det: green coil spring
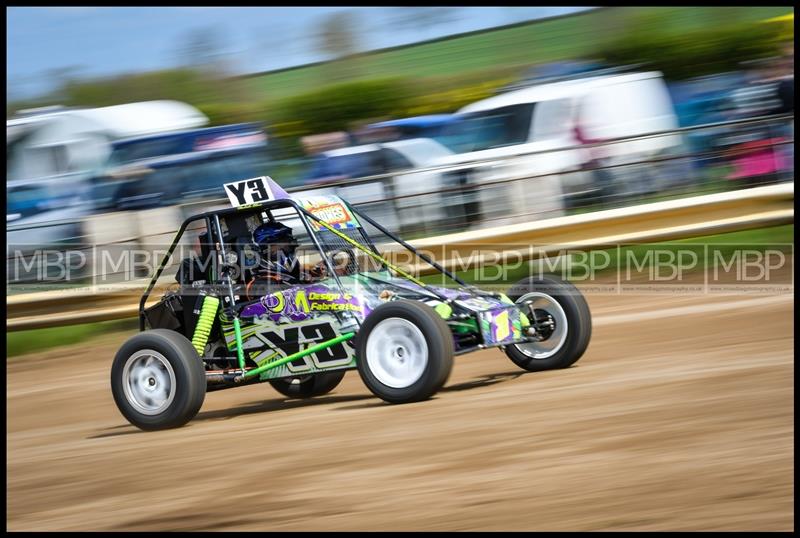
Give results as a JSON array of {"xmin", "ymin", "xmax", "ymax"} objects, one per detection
[{"xmin": 191, "ymin": 295, "xmax": 220, "ymax": 356}]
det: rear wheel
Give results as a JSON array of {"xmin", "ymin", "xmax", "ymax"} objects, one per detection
[
  {"xmin": 504, "ymin": 275, "xmax": 592, "ymax": 372},
  {"xmin": 357, "ymin": 301, "xmax": 453, "ymax": 404},
  {"xmin": 268, "ymin": 370, "xmax": 346, "ymax": 399},
  {"xmin": 111, "ymin": 329, "xmax": 206, "ymax": 431}
]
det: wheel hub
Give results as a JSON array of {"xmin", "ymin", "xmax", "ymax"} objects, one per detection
[
  {"xmin": 530, "ymin": 309, "xmax": 556, "ymax": 341},
  {"xmin": 513, "ymin": 292, "xmax": 569, "ymax": 359},
  {"xmin": 122, "ymin": 350, "xmax": 177, "ymax": 415},
  {"xmin": 366, "ymin": 318, "xmax": 428, "ymax": 388}
]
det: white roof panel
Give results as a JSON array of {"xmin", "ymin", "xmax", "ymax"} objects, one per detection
[
  {"xmin": 72, "ymin": 100, "xmax": 208, "ymax": 138},
  {"xmin": 7, "ymin": 100, "xmax": 208, "ymax": 140},
  {"xmin": 458, "ymin": 72, "xmax": 664, "ymax": 114}
]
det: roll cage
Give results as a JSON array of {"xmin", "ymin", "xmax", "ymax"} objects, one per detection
[{"xmin": 139, "ymin": 197, "xmax": 470, "ymax": 333}]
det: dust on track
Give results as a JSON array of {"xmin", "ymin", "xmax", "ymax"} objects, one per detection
[{"xmin": 7, "ymin": 289, "xmax": 794, "ymax": 531}]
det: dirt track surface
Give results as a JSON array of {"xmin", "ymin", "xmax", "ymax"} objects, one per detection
[{"xmin": 7, "ymin": 290, "xmax": 794, "ymax": 531}]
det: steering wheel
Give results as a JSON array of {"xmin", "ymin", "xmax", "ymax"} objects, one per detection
[
  {"xmin": 311, "ymin": 248, "xmax": 356, "ymax": 279},
  {"xmin": 329, "ymin": 248, "xmax": 356, "ymax": 275}
]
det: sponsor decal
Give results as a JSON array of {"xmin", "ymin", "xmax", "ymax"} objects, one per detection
[
  {"xmin": 300, "ymin": 196, "xmax": 360, "ymax": 230},
  {"xmin": 479, "ymin": 307, "xmax": 520, "ymax": 345},
  {"xmin": 494, "ymin": 310, "xmax": 510, "ymax": 342},
  {"xmin": 240, "ymin": 284, "xmax": 366, "ymax": 322}
]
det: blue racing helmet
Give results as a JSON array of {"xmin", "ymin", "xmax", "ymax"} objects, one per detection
[
  {"xmin": 253, "ymin": 221, "xmax": 293, "ymax": 244},
  {"xmin": 252, "ymin": 221, "xmax": 298, "ymax": 265}
]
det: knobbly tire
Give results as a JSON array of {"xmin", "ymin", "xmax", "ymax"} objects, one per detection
[
  {"xmin": 357, "ymin": 300, "xmax": 454, "ymax": 404},
  {"xmin": 505, "ymin": 274, "xmax": 592, "ymax": 372},
  {"xmin": 269, "ymin": 370, "xmax": 346, "ymax": 399},
  {"xmin": 111, "ymin": 329, "xmax": 206, "ymax": 431}
]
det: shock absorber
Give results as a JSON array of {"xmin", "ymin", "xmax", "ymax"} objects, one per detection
[{"xmin": 192, "ymin": 294, "xmax": 220, "ymax": 356}]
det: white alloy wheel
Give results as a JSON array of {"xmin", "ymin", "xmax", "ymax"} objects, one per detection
[
  {"xmin": 122, "ymin": 349, "xmax": 177, "ymax": 415},
  {"xmin": 365, "ymin": 318, "xmax": 429, "ymax": 388}
]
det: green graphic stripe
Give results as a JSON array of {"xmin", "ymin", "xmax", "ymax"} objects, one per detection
[{"xmin": 243, "ymin": 332, "xmax": 355, "ymax": 379}]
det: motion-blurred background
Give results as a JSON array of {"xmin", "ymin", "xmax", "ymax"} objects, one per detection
[
  {"xmin": 6, "ymin": 6, "xmax": 794, "ymax": 285},
  {"xmin": 6, "ymin": 9, "xmax": 795, "ymax": 531}
]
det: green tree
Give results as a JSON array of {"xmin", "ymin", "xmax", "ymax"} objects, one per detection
[{"xmin": 597, "ymin": 16, "xmax": 784, "ymax": 80}]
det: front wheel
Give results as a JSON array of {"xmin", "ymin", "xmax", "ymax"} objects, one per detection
[
  {"xmin": 111, "ymin": 329, "xmax": 206, "ymax": 431},
  {"xmin": 357, "ymin": 301, "xmax": 453, "ymax": 404},
  {"xmin": 504, "ymin": 275, "xmax": 592, "ymax": 372},
  {"xmin": 268, "ymin": 370, "xmax": 346, "ymax": 399}
]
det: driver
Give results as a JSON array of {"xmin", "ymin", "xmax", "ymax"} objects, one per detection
[
  {"xmin": 245, "ymin": 221, "xmax": 328, "ymax": 296},
  {"xmin": 252, "ymin": 220, "xmax": 304, "ymax": 282}
]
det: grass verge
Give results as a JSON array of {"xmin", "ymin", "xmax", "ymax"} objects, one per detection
[{"xmin": 7, "ymin": 318, "xmax": 138, "ymax": 358}]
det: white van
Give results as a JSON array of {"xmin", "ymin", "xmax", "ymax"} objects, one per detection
[{"xmin": 398, "ymin": 71, "xmax": 683, "ymax": 231}]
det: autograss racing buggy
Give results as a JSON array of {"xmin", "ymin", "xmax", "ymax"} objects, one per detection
[{"xmin": 111, "ymin": 176, "xmax": 592, "ymax": 430}]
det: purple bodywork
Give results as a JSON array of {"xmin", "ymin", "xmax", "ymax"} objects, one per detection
[{"xmin": 238, "ymin": 272, "xmax": 523, "ymax": 347}]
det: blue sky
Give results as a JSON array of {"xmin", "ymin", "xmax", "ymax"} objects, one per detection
[{"xmin": 7, "ymin": 7, "xmax": 593, "ymax": 100}]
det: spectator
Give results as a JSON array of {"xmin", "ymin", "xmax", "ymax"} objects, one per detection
[
  {"xmin": 771, "ymin": 42, "xmax": 794, "ymax": 175},
  {"xmin": 723, "ymin": 57, "xmax": 791, "ymax": 189}
]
